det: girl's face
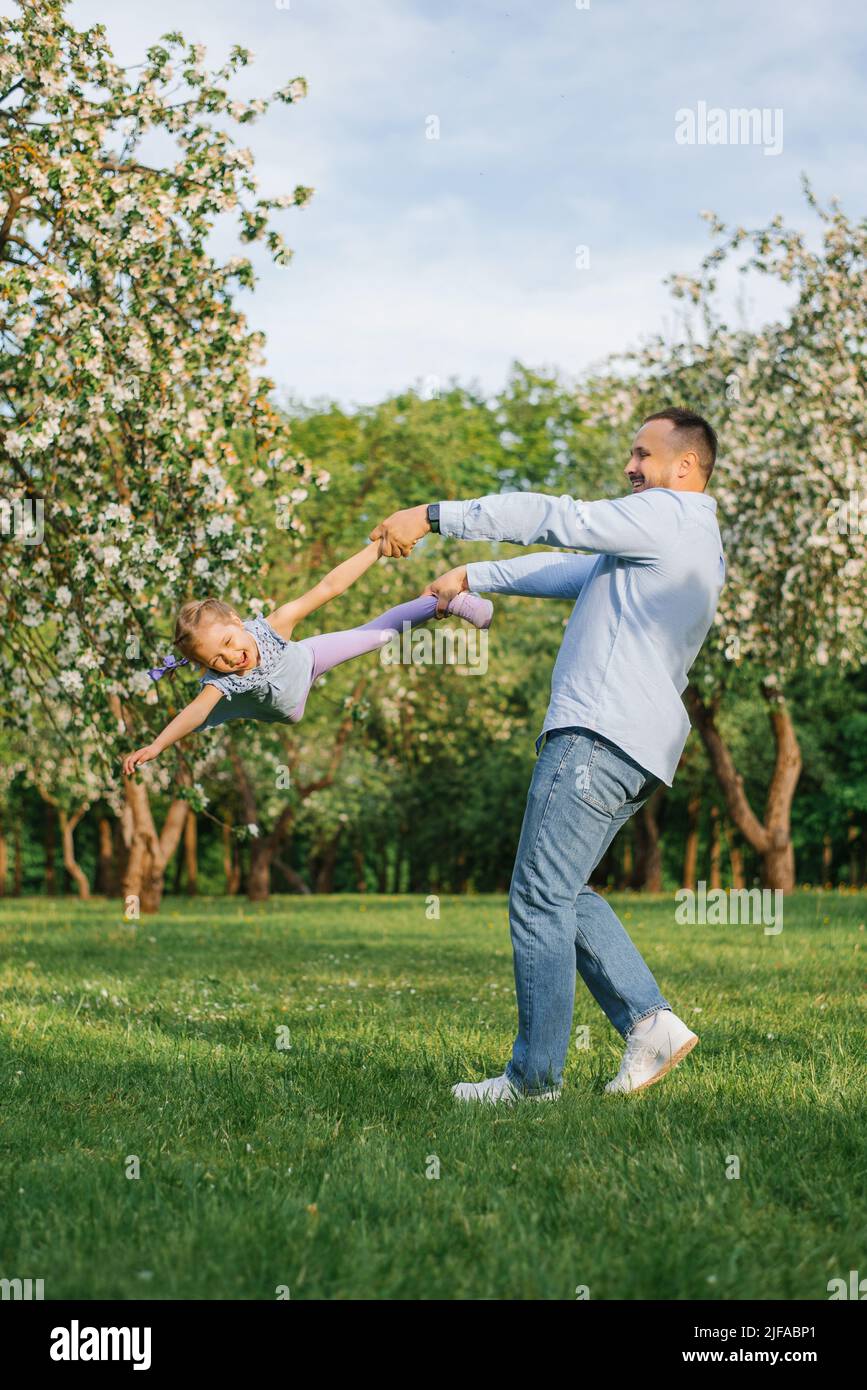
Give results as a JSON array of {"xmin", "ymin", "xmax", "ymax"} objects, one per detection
[{"xmin": 195, "ymin": 618, "xmax": 260, "ymax": 674}]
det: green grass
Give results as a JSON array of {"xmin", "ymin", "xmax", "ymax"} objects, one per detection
[{"xmin": 1, "ymin": 891, "xmax": 865, "ymax": 1300}]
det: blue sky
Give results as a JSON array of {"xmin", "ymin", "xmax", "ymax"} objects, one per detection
[{"xmin": 60, "ymin": 0, "xmax": 867, "ymax": 405}]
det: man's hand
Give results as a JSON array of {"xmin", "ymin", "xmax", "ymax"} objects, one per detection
[
  {"xmin": 369, "ymin": 503, "xmax": 430, "ymax": 558},
  {"xmin": 423, "ymin": 565, "xmax": 469, "ymax": 615}
]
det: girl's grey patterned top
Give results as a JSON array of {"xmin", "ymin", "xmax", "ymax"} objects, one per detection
[{"xmin": 195, "ymin": 615, "xmax": 314, "ymax": 730}]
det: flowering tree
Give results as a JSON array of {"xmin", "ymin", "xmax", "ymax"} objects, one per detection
[
  {"xmin": 580, "ymin": 185, "xmax": 867, "ymax": 889},
  {"xmin": 0, "ymin": 0, "xmax": 320, "ymax": 908}
]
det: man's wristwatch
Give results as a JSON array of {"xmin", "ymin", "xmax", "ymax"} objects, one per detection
[{"xmin": 426, "ymin": 503, "xmax": 441, "ymax": 534}]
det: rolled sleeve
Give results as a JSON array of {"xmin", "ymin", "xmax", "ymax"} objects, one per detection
[
  {"xmin": 467, "ymin": 551, "xmax": 597, "ymax": 599},
  {"xmin": 439, "ymin": 490, "xmax": 673, "ymax": 560},
  {"xmin": 438, "ymin": 499, "xmax": 473, "ymax": 539}
]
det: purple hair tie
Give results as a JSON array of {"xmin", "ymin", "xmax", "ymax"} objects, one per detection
[{"xmin": 148, "ymin": 653, "xmax": 189, "ymax": 681}]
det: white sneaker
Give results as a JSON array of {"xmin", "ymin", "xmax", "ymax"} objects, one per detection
[
  {"xmin": 604, "ymin": 1011, "xmax": 699, "ymax": 1095},
  {"xmin": 451, "ymin": 1072, "xmax": 561, "ymax": 1104}
]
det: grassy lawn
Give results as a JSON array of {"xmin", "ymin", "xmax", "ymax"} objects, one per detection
[{"xmin": 1, "ymin": 891, "xmax": 865, "ymax": 1301}]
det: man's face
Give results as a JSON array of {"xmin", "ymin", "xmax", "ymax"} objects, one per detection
[
  {"xmin": 625, "ymin": 419, "xmax": 683, "ymax": 494},
  {"xmin": 195, "ymin": 619, "xmax": 259, "ymax": 674}
]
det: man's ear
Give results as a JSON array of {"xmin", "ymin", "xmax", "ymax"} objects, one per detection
[{"xmin": 680, "ymin": 449, "xmax": 700, "ymax": 477}]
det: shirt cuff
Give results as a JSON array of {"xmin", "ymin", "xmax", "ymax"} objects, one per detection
[
  {"xmin": 465, "ymin": 560, "xmax": 496, "ymax": 592},
  {"xmin": 437, "ymin": 500, "xmax": 468, "ymax": 538}
]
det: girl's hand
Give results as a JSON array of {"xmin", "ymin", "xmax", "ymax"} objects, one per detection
[
  {"xmin": 370, "ymin": 503, "xmax": 430, "ymax": 558},
  {"xmin": 123, "ymin": 744, "xmax": 161, "ymax": 776}
]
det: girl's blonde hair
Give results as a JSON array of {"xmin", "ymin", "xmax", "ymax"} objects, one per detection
[{"xmin": 173, "ymin": 598, "xmax": 243, "ymax": 672}]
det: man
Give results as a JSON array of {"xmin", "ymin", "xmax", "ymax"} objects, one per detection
[{"xmin": 371, "ymin": 407, "xmax": 726, "ymax": 1102}]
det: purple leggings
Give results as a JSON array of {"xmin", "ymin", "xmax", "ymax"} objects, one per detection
[{"xmin": 287, "ymin": 594, "xmax": 438, "ymax": 721}]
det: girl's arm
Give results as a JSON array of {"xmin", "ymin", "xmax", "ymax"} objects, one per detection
[
  {"xmin": 122, "ymin": 684, "xmax": 224, "ymax": 776},
  {"xmin": 266, "ymin": 540, "xmax": 384, "ymax": 640}
]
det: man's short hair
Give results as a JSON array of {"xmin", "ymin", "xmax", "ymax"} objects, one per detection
[{"xmin": 642, "ymin": 407, "xmax": 718, "ymax": 479}]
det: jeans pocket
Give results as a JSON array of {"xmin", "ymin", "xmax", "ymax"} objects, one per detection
[
  {"xmin": 634, "ymin": 773, "xmax": 663, "ymax": 809},
  {"xmin": 577, "ymin": 738, "xmax": 649, "ymax": 815}
]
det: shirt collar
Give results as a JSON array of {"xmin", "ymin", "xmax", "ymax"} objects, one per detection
[{"xmin": 635, "ymin": 487, "xmax": 717, "ymax": 510}]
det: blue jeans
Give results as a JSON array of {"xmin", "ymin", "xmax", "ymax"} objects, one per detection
[{"xmin": 504, "ymin": 726, "xmax": 671, "ymax": 1095}]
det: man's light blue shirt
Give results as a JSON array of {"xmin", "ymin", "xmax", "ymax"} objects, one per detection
[{"xmin": 439, "ymin": 488, "xmax": 726, "ymax": 786}]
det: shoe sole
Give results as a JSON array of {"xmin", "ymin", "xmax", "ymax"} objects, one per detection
[
  {"xmin": 451, "ymin": 1086, "xmax": 561, "ymax": 1104},
  {"xmin": 609, "ymin": 1034, "xmax": 699, "ymax": 1095}
]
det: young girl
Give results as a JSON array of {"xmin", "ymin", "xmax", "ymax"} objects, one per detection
[{"xmin": 121, "ymin": 541, "xmax": 492, "ymax": 775}]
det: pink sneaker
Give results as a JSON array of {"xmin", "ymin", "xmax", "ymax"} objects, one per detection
[{"xmin": 445, "ymin": 591, "xmax": 493, "ymax": 629}]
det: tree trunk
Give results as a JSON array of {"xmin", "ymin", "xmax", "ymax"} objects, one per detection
[
  {"xmin": 764, "ymin": 839, "xmax": 796, "ymax": 893},
  {"xmin": 822, "ymin": 833, "xmax": 833, "ymax": 886},
  {"xmin": 686, "ymin": 683, "xmax": 802, "ymax": 892},
  {"xmin": 247, "ymin": 840, "xmax": 273, "ymax": 902},
  {"xmin": 376, "ymin": 838, "xmax": 389, "ymax": 894},
  {"xmin": 353, "ymin": 843, "xmax": 368, "ymax": 894},
  {"xmin": 96, "ymin": 816, "xmax": 117, "ymax": 896},
  {"xmin": 13, "ymin": 818, "xmax": 22, "ymax": 895},
  {"xmin": 184, "ymin": 810, "xmax": 198, "ymax": 896},
  {"xmin": 229, "ymin": 749, "xmax": 275, "ymax": 902},
  {"xmin": 637, "ymin": 787, "xmax": 665, "ymax": 891},
  {"xmin": 116, "ymin": 806, "xmax": 132, "ymax": 892},
  {"xmin": 392, "ymin": 829, "xmax": 408, "ymax": 894},
  {"xmin": 453, "ymin": 846, "xmax": 468, "ymax": 895},
  {"xmin": 44, "ymin": 802, "xmax": 57, "ymax": 894},
  {"xmin": 847, "ymin": 822, "xmax": 859, "ymax": 887},
  {"xmin": 683, "ymin": 794, "xmax": 701, "ymax": 889},
  {"xmin": 111, "ymin": 694, "xmax": 189, "ymax": 912},
  {"xmin": 762, "ymin": 695, "xmax": 802, "ymax": 890},
  {"xmin": 621, "ymin": 831, "xmax": 633, "ymax": 887},
  {"xmin": 36, "ymin": 785, "xmax": 91, "ymax": 900},
  {"xmin": 709, "ymin": 805, "xmax": 722, "ymax": 889},
  {"xmin": 726, "ymin": 822, "xmax": 745, "ymax": 889},
  {"xmin": 58, "ymin": 807, "xmax": 90, "ymax": 900},
  {"xmin": 172, "ymin": 843, "xmax": 184, "ymax": 894},
  {"xmin": 222, "ymin": 822, "xmax": 241, "ymax": 895},
  {"xmin": 377, "ymin": 856, "xmax": 388, "ymax": 894},
  {"xmin": 314, "ymin": 830, "xmax": 341, "ymax": 893},
  {"xmin": 121, "ymin": 775, "xmax": 188, "ymax": 913},
  {"xmin": 631, "ymin": 818, "xmax": 647, "ymax": 890}
]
